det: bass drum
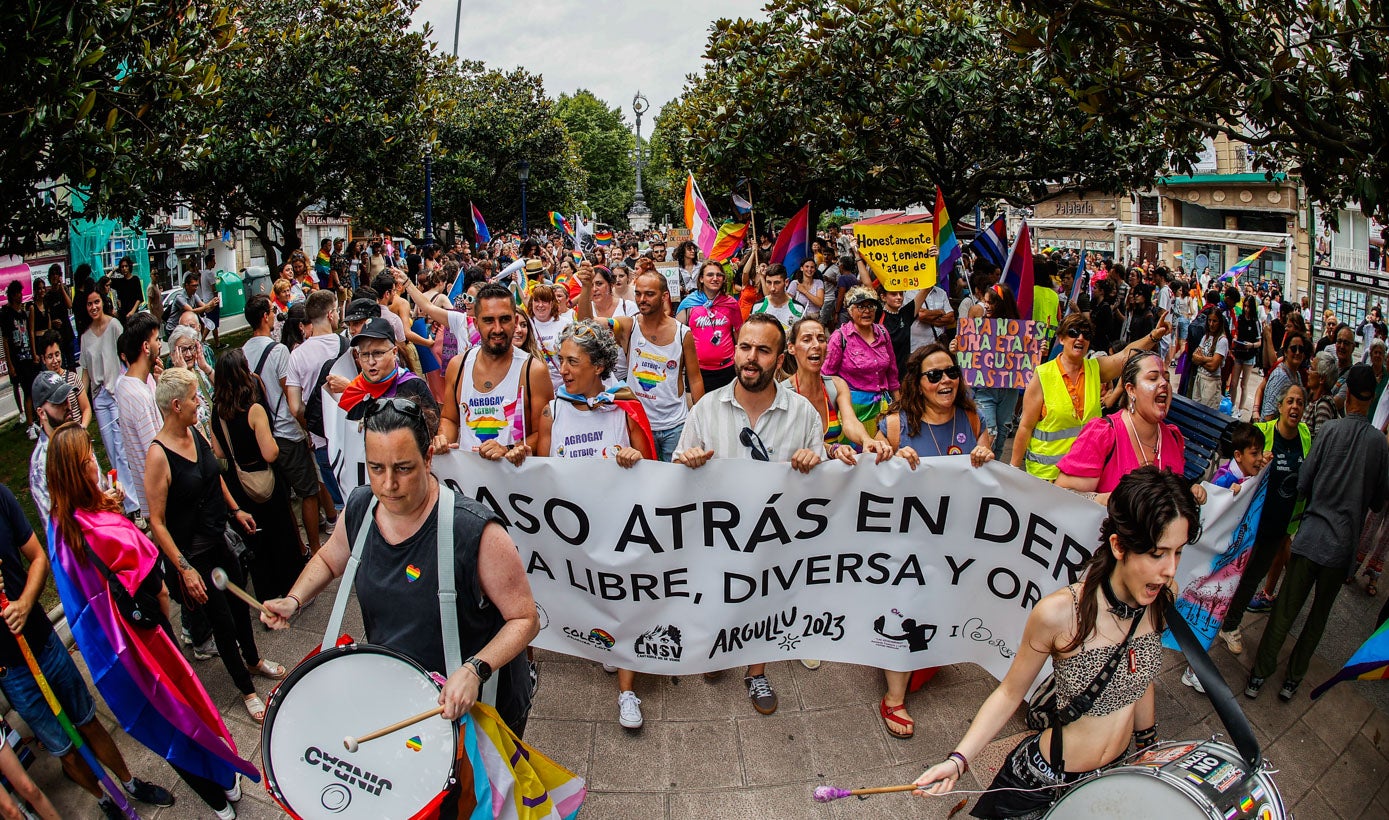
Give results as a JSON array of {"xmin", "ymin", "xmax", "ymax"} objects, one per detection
[
  {"xmin": 1047, "ymin": 739, "xmax": 1285, "ymax": 819},
  {"xmin": 262, "ymin": 643, "xmax": 459, "ymax": 820}
]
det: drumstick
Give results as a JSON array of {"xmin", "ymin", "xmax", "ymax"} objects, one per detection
[
  {"xmin": 813, "ymin": 784, "xmax": 918, "ymax": 802},
  {"xmin": 209, "ymin": 568, "xmax": 271, "ymax": 617},
  {"xmin": 344, "ymin": 706, "xmax": 445, "ymax": 752}
]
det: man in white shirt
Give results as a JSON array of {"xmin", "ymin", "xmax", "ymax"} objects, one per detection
[
  {"xmin": 674, "ymin": 314, "xmax": 824, "ymax": 716},
  {"xmin": 286, "ymin": 290, "xmax": 347, "ymax": 512},
  {"xmin": 195, "ymin": 250, "xmax": 222, "ymax": 345},
  {"xmin": 909, "ymin": 282, "xmax": 955, "ymax": 351},
  {"xmin": 751, "ymin": 264, "xmax": 804, "ymax": 331},
  {"xmin": 112, "ymin": 313, "xmax": 164, "ymax": 524},
  {"xmin": 244, "ymin": 295, "xmax": 332, "ymax": 551}
]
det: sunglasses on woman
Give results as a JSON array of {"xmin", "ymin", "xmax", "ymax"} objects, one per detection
[
  {"xmin": 1065, "ymin": 327, "xmax": 1093, "ymax": 340},
  {"xmin": 921, "ymin": 365, "xmax": 961, "ymax": 383}
]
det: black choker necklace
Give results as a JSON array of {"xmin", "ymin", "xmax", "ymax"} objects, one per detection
[{"xmin": 1101, "ymin": 576, "xmax": 1146, "ymax": 620}]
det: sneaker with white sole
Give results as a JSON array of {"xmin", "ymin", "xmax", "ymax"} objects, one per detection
[
  {"xmin": 1181, "ymin": 666, "xmax": 1206, "ymax": 694},
  {"xmin": 193, "ymin": 637, "xmax": 220, "ymax": 660},
  {"xmin": 617, "ymin": 690, "xmax": 643, "ymax": 729},
  {"xmin": 1219, "ymin": 627, "xmax": 1243, "ymax": 655},
  {"xmin": 225, "ymin": 774, "xmax": 241, "ymax": 802},
  {"xmin": 602, "ymin": 663, "xmax": 617, "ymax": 673},
  {"xmin": 214, "ymin": 800, "xmax": 236, "ymax": 820}
]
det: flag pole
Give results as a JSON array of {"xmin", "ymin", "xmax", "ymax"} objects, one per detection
[
  {"xmin": 745, "ymin": 180, "xmax": 759, "ymax": 269},
  {"xmin": 0, "ymin": 561, "xmax": 138, "ymax": 819}
]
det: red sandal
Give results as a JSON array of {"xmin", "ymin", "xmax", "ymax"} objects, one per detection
[{"xmin": 880, "ymin": 697, "xmax": 914, "ymax": 739}]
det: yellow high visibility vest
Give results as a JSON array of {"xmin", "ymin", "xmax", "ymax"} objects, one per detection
[{"xmin": 1025, "ymin": 356, "xmax": 1102, "ymax": 481}]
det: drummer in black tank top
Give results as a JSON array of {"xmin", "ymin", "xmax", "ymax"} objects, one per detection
[{"xmin": 260, "ymin": 397, "xmax": 540, "ymax": 734}]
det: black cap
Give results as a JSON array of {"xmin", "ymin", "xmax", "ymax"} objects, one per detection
[
  {"xmin": 344, "ymin": 298, "xmax": 378, "ymax": 322},
  {"xmin": 350, "ymin": 317, "xmax": 394, "ymax": 346},
  {"xmin": 1347, "ymin": 363, "xmax": 1378, "ymax": 401}
]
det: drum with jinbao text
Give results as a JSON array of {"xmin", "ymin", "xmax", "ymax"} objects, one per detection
[
  {"xmin": 1046, "ymin": 739, "xmax": 1285, "ymax": 819},
  {"xmin": 262, "ymin": 643, "xmax": 459, "ymax": 820}
]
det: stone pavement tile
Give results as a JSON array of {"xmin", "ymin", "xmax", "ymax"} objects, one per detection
[
  {"xmin": 1304, "ymin": 680, "xmax": 1374, "ymax": 754},
  {"xmin": 521, "ymin": 718, "xmax": 594, "ymax": 779},
  {"xmin": 1263, "ymin": 718, "xmax": 1336, "ymax": 806},
  {"xmin": 1364, "ymin": 708, "xmax": 1389, "ymax": 756},
  {"xmin": 1294, "ymin": 788, "xmax": 1345, "ymax": 820},
  {"xmin": 533, "ymin": 646, "xmax": 585, "ymax": 664},
  {"xmin": 589, "ymin": 719, "xmax": 741, "ymax": 791},
  {"xmin": 580, "ymin": 790, "xmax": 667, "ymax": 820},
  {"xmin": 658, "ymin": 662, "xmax": 801, "ymax": 721},
  {"xmin": 786, "ymin": 660, "xmax": 882, "ymax": 711},
  {"xmin": 876, "ymin": 705, "xmax": 956, "ymax": 768},
  {"xmin": 928, "ymin": 679, "xmax": 1027, "ymax": 741},
  {"xmin": 531, "ymin": 656, "xmax": 627, "ymax": 722},
  {"xmin": 737, "ymin": 705, "xmax": 894, "ymax": 787},
  {"xmin": 669, "ymin": 782, "xmax": 835, "ymax": 820},
  {"xmin": 1237, "ymin": 681, "xmax": 1305, "ymax": 744},
  {"xmin": 1316, "ymin": 734, "xmax": 1387, "ymax": 818},
  {"xmin": 969, "ymin": 730, "xmax": 1030, "ymax": 790}
]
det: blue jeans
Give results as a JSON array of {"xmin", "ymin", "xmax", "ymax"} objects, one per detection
[
  {"xmin": 974, "ymin": 387, "xmax": 1020, "ymax": 461},
  {"xmin": 652, "ymin": 425, "xmax": 684, "ymax": 463},
  {"xmin": 313, "ymin": 445, "xmax": 344, "ymax": 510},
  {"xmin": 0, "ymin": 632, "xmax": 97, "ymax": 756}
]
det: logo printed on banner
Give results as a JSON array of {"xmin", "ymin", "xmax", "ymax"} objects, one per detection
[
  {"xmin": 708, "ymin": 607, "xmax": 846, "ymax": 658},
  {"xmin": 872, "ymin": 609, "xmax": 937, "ymax": 652},
  {"xmin": 633, "ymin": 625, "xmax": 683, "ymax": 661},
  {"xmin": 535, "ymin": 602, "xmax": 549, "ymax": 631},
  {"xmin": 564, "ymin": 627, "xmax": 616, "ymax": 650}
]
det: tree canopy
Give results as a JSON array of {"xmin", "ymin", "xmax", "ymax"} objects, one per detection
[
  {"xmin": 668, "ymin": 0, "xmax": 1192, "ymax": 220},
  {"xmin": 555, "ymin": 91, "xmax": 636, "ymax": 226},
  {"xmin": 1006, "ymin": 0, "xmax": 1389, "ymax": 220},
  {"xmin": 178, "ymin": 0, "xmax": 439, "ymax": 268},
  {"xmin": 1, "ymin": 0, "xmax": 235, "ymax": 252},
  {"xmin": 428, "ymin": 62, "xmax": 584, "ymax": 237}
]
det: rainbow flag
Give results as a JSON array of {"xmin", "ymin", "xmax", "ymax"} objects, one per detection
[
  {"xmin": 1313, "ymin": 618, "xmax": 1389, "ymax": 699},
  {"xmin": 594, "ymin": 229, "xmax": 614, "ymax": 246},
  {"xmin": 708, "ymin": 222, "xmax": 748, "ymax": 263},
  {"xmin": 1216, "ymin": 247, "xmax": 1267, "ymax": 283},
  {"xmin": 1173, "ymin": 251, "xmax": 1184, "ymax": 259},
  {"xmin": 549, "ymin": 212, "xmax": 573, "ymax": 237},
  {"xmin": 1002, "ymin": 221, "xmax": 1035, "ymax": 319},
  {"xmin": 933, "ymin": 187, "xmax": 961, "ymax": 282},
  {"xmin": 770, "ymin": 203, "xmax": 811, "ymax": 275},
  {"xmin": 684, "ymin": 173, "xmax": 719, "ymax": 257},
  {"xmin": 471, "ymin": 201, "xmax": 492, "ymax": 244}
]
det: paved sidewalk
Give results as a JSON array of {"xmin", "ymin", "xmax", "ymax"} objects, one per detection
[{"xmin": 14, "ymin": 570, "xmax": 1387, "ymax": 820}]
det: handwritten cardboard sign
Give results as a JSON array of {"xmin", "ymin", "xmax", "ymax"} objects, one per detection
[
  {"xmin": 955, "ymin": 318, "xmax": 1048, "ymax": 390},
  {"xmin": 851, "ymin": 223, "xmax": 937, "ymax": 291}
]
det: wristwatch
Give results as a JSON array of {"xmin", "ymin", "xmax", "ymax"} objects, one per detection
[{"xmin": 463, "ymin": 656, "xmax": 492, "ymax": 683}]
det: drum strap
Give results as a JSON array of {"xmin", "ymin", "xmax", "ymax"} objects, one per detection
[
  {"xmin": 1164, "ymin": 600, "xmax": 1261, "ymax": 769},
  {"xmin": 435, "ymin": 484, "xmax": 499, "ymax": 707},
  {"xmin": 322, "ymin": 495, "xmax": 378, "ymax": 649}
]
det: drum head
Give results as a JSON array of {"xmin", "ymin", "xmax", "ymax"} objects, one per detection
[
  {"xmin": 263, "ymin": 644, "xmax": 458, "ymax": 820},
  {"xmin": 1048, "ymin": 770, "xmax": 1216, "ymax": 819}
]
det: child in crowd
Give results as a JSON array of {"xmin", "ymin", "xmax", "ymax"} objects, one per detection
[{"xmin": 1211, "ymin": 422, "xmax": 1266, "ymax": 494}]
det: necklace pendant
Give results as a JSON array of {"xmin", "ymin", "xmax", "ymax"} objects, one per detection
[{"xmin": 1128, "ymin": 648, "xmax": 1137, "ymax": 675}]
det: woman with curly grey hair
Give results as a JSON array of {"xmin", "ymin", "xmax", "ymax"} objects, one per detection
[
  {"xmin": 1306, "ymin": 350, "xmax": 1341, "ymax": 436},
  {"xmin": 532, "ymin": 318, "xmax": 655, "ymax": 730}
]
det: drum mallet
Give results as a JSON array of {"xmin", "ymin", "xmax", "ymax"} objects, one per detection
[
  {"xmin": 344, "ymin": 706, "xmax": 446, "ymax": 752},
  {"xmin": 209, "ymin": 568, "xmax": 272, "ymax": 617}
]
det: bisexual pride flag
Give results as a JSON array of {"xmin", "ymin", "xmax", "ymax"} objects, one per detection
[
  {"xmin": 471, "ymin": 201, "xmax": 492, "ymax": 244},
  {"xmin": 1313, "ymin": 619, "xmax": 1389, "ymax": 699},
  {"xmin": 770, "ymin": 203, "xmax": 811, "ymax": 275}
]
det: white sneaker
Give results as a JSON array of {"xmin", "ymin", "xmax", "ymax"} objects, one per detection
[
  {"xmin": 25, "ymin": 424, "xmax": 38, "ymax": 441},
  {"xmin": 601, "ymin": 663, "xmax": 617, "ymax": 673},
  {"xmin": 799, "ymin": 659, "xmax": 822, "ymax": 670},
  {"xmin": 214, "ymin": 801, "xmax": 236, "ymax": 820},
  {"xmin": 225, "ymin": 774, "xmax": 241, "ymax": 802},
  {"xmin": 1219, "ymin": 627, "xmax": 1244, "ymax": 655},
  {"xmin": 1181, "ymin": 666, "xmax": 1206, "ymax": 694},
  {"xmin": 617, "ymin": 690, "xmax": 643, "ymax": 729}
]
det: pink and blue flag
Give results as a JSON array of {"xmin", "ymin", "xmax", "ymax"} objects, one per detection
[
  {"xmin": 770, "ymin": 203, "xmax": 811, "ymax": 275},
  {"xmin": 471, "ymin": 201, "xmax": 492, "ymax": 245},
  {"xmin": 1001, "ymin": 221, "xmax": 1034, "ymax": 319}
]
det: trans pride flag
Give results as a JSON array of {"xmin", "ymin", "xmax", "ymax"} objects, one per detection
[{"xmin": 1313, "ymin": 620, "xmax": 1389, "ymax": 699}]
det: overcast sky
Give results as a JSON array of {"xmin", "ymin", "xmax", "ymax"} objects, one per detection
[{"xmin": 412, "ymin": 0, "xmax": 765, "ymax": 123}]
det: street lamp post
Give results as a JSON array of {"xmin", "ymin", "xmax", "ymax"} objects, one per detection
[
  {"xmin": 423, "ymin": 146, "xmax": 434, "ymax": 246},
  {"xmin": 628, "ymin": 92, "xmax": 652, "ymax": 232},
  {"xmin": 518, "ymin": 160, "xmax": 530, "ymax": 238}
]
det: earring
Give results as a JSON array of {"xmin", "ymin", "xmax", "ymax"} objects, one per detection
[{"xmin": 1127, "ymin": 394, "xmax": 1136, "ymax": 413}]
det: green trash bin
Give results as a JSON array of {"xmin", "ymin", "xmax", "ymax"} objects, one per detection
[{"xmin": 215, "ymin": 270, "xmax": 246, "ymax": 318}]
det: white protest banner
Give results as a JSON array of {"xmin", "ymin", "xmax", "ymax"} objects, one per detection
[{"xmin": 325, "ymin": 378, "xmax": 1259, "ymax": 679}]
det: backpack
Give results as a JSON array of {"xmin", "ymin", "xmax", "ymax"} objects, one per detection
[{"xmin": 305, "ymin": 335, "xmax": 350, "ymax": 438}]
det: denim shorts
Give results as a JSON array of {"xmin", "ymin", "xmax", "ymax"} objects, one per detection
[{"xmin": 0, "ymin": 632, "xmax": 96, "ymax": 756}]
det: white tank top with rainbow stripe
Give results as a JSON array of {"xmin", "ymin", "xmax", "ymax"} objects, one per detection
[
  {"xmin": 627, "ymin": 320, "xmax": 688, "ymax": 433},
  {"xmin": 456, "ymin": 346, "xmax": 529, "ymax": 448}
]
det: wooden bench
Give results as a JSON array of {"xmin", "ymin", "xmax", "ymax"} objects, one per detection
[{"xmin": 1166, "ymin": 394, "xmax": 1239, "ymax": 482}]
